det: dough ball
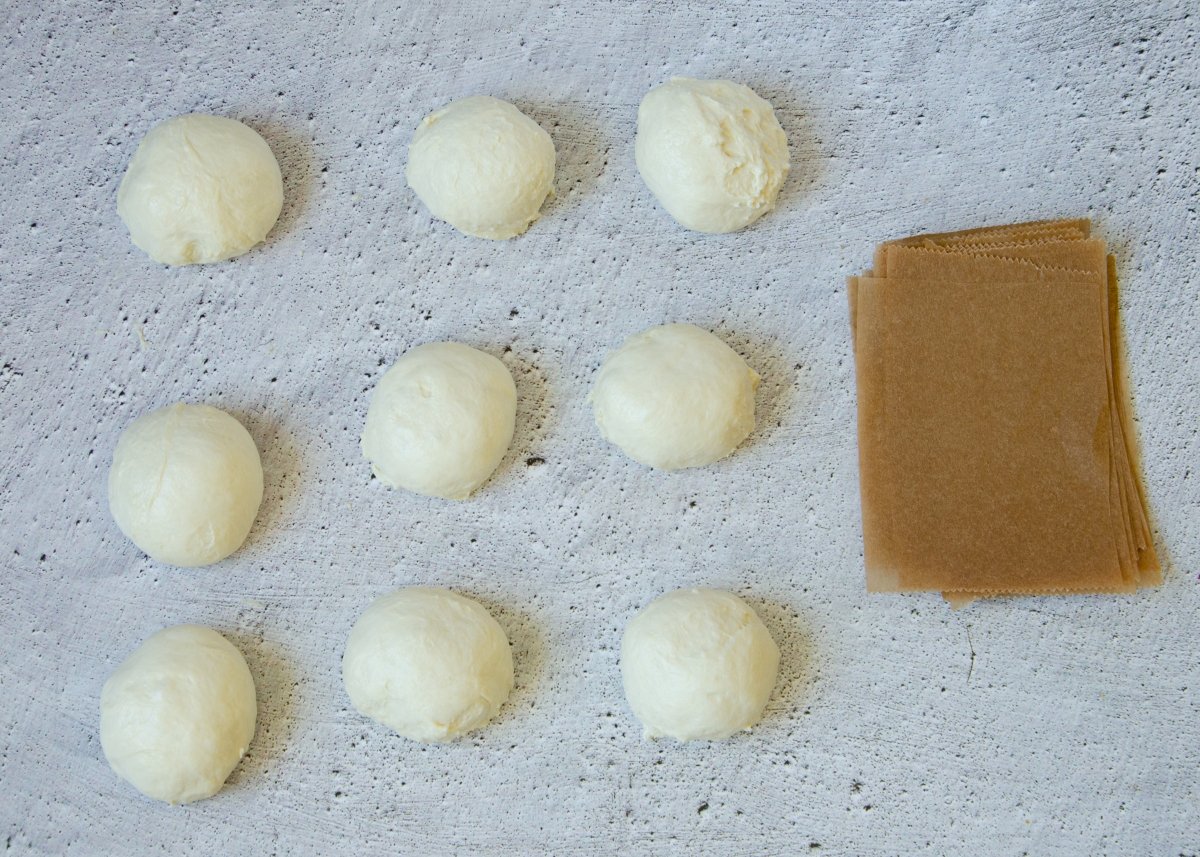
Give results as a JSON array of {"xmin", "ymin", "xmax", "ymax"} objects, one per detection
[
  {"xmin": 342, "ymin": 587, "xmax": 514, "ymax": 743},
  {"xmin": 621, "ymin": 589, "xmax": 779, "ymax": 741},
  {"xmin": 361, "ymin": 342, "xmax": 517, "ymax": 499},
  {"xmin": 100, "ymin": 625, "xmax": 257, "ymax": 804},
  {"xmin": 589, "ymin": 323, "xmax": 760, "ymax": 470},
  {"xmin": 406, "ymin": 96, "xmax": 556, "ymax": 239},
  {"xmin": 635, "ymin": 77, "xmax": 789, "ymax": 233},
  {"xmin": 117, "ymin": 114, "xmax": 283, "ymax": 265},
  {"xmin": 108, "ymin": 403, "xmax": 264, "ymax": 567}
]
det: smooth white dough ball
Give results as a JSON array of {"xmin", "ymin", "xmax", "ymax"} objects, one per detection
[
  {"xmin": 361, "ymin": 342, "xmax": 517, "ymax": 500},
  {"xmin": 108, "ymin": 403, "xmax": 264, "ymax": 567},
  {"xmin": 636, "ymin": 77, "xmax": 789, "ymax": 233},
  {"xmin": 621, "ymin": 589, "xmax": 780, "ymax": 741},
  {"xmin": 342, "ymin": 587, "xmax": 514, "ymax": 743},
  {"xmin": 406, "ymin": 96, "xmax": 556, "ymax": 239},
  {"xmin": 117, "ymin": 114, "xmax": 283, "ymax": 265},
  {"xmin": 589, "ymin": 323, "xmax": 760, "ymax": 470},
  {"xmin": 100, "ymin": 625, "xmax": 257, "ymax": 804}
]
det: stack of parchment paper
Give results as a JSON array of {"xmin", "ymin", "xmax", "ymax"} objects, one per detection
[{"xmin": 849, "ymin": 219, "xmax": 1158, "ymax": 603}]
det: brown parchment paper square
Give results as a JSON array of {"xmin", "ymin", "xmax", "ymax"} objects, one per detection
[{"xmin": 856, "ymin": 275, "xmax": 1122, "ymax": 592}]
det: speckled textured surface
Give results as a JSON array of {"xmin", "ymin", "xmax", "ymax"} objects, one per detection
[{"xmin": 1, "ymin": 2, "xmax": 1198, "ymax": 855}]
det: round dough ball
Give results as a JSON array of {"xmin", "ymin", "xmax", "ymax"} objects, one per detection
[
  {"xmin": 621, "ymin": 589, "xmax": 779, "ymax": 741},
  {"xmin": 589, "ymin": 323, "xmax": 760, "ymax": 470},
  {"xmin": 100, "ymin": 625, "xmax": 257, "ymax": 804},
  {"xmin": 108, "ymin": 403, "xmax": 264, "ymax": 567},
  {"xmin": 342, "ymin": 587, "xmax": 514, "ymax": 743},
  {"xmin": 406, "ymin": 96, "xmax": 556, "ymax": 239},
  {"xmin": 117, "ymin": 114, "xmax": 283, "ymax": 265},
  {"xmin": 635, "ymin": 77, "xmax": 789, "ymax": 233},
  {"xmin": 361, "ymin": 342, "xmax": 517, "ymax": 499}
]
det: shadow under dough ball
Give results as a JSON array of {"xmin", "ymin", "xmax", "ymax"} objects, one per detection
[{"xmin": 117, "ymin": 113, "xmax": 283, "ymax": 265}]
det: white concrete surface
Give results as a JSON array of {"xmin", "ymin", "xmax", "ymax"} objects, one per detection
[{"xmin": 1, "ymin": 1, "xmax": 1197, "ymax": 854}]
